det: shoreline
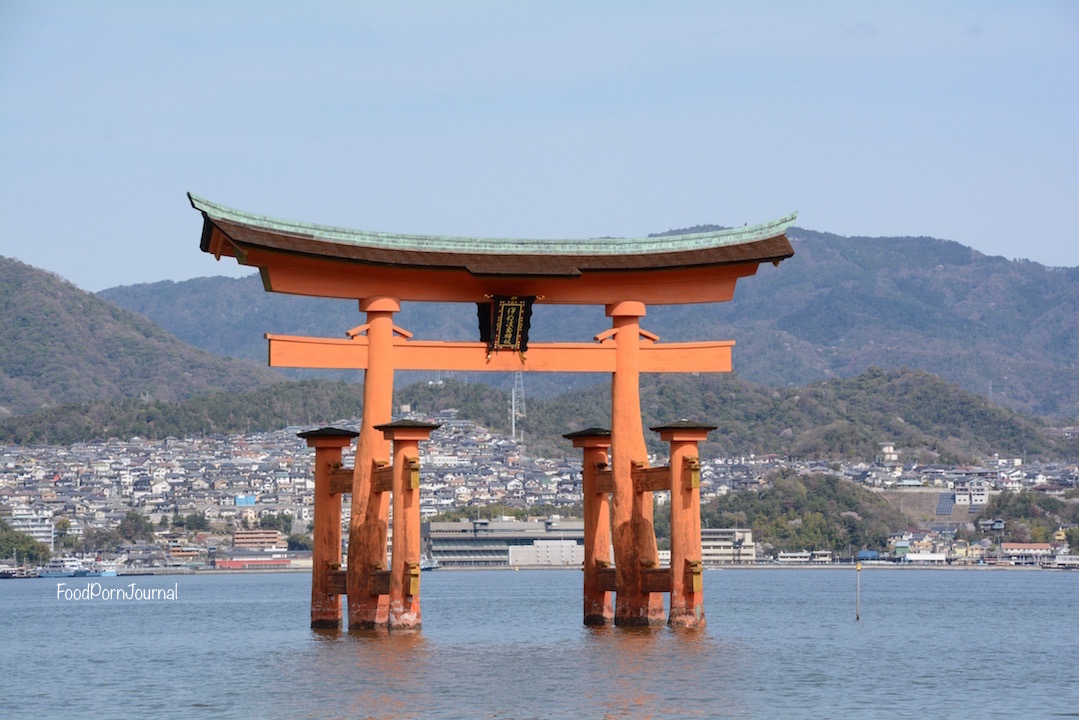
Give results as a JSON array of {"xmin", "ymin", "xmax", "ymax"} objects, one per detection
[
  {"xmin": 11, "ymin": 561, "xmax": 1066, "ymax": 580},
  {"xmin": 139, "ymin": 562, "xmax": 1063, "ymax": 574}
]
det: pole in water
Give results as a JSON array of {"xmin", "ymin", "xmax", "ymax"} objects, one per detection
[{"xmin": 856, "ymin": 561, "xmax": 861, "ymax": 621}]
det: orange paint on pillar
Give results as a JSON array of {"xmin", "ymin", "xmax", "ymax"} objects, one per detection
[
  {"xmin": 608, "ymin": 302, "xmax": 665, "ymax": 627},
  {"xmin": 299, "ymin": 428, "xmax": 357, "ymax": 629},
  {"xmin": 347, "ymin": 297, "xmax": 398, "ymax": 630},
  {"xmin": 377, "ymin": 420, "xmax": 440, "ymax": 632},
  {"xmin": 565, "ymin": 429, "xmax": 614, "ymax": 626},
  {"xmin": 653, "ymin": 422, "xmax": 714, "ymax": 628}
]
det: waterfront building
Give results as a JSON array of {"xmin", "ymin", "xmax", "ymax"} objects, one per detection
[
  {"xmin": 1000, "ymin": 542, "xmax": 1054, "ymax": 565},
  {"xmin": 507, "ymin": 539, "xmax": 583, "ymax": 567},
  {"xmin": 700, "ymin": 528, "xmax": 756, "ymax": 565},
  {"xmin": 425, "ymin": 518, "xmax": 585, "ymax": 568}
]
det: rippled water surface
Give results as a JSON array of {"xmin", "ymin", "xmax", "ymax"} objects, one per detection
[{"xmin": 3, "ymin": 568, "xmax": 1076, "ymax": 719}]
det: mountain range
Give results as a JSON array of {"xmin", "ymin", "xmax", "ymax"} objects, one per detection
[
  {"xmin": 97, "ymin": 227, "xmax": 1079, "ymax": 418},
  {"xmin": 2, "ymin": 225, "xmax": 1077, "ymax": 459},
  {"xmin": 0, "ymin": 256, "xmax": 282, "ymax": 418}
]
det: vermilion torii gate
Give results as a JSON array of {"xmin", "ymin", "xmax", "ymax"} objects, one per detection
[{"xmin": 190, "ymin": 193, "xmax": 795, "ymax": 631}]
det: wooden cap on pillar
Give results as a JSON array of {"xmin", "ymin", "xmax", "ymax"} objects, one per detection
[
  {"xmin": 359, "ymin": 296, "xmax": 401, "ymax": 313},
  {"xmin": 605, "ymin": 301, "xmax": 646, "ymax": 318},
  {"xmin": 374, "ymin": 419, "xmax": 441, "ymax": 441},
  {"xmin": 562, "ymin": 427, "xmax": 612, "ymax": 449},
  {"xmin": 297, "ymin": 427, "xmax": 359, "ymax": 448},
  {"xmin": 650, "ymin": 420, "xmax": 717, "ymax": 443}
]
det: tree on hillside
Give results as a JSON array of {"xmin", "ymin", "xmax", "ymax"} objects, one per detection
[
  {"xmin": 117, "ymin": 511, "xmax": 156, "ymax": 542},
  {"xmin": 0, "ymin": 519, "xmax": 51, "ymax": 564},
  {"xmin": 259, "ymin": 512, "xmax": 292, "ymax": 534}
]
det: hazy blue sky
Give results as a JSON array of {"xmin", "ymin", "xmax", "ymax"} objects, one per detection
[{"xmin": 1, "ymin": 1, "xmax": 1076, "ymax": 291}]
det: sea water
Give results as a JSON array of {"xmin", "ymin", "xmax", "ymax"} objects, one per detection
[{"xmin": 1, "ymin": 568, "xmax": 1076, "ymax": 719}]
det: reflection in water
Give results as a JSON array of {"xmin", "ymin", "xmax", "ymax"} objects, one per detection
[
  {"xmin": 585, "ymin": 626, "xmax": 665, "ymax": 717},
  {"xmin": 6, "ymin": 569, "xmax": 1077, "ymax": 719},
  {"xmin": 300, "ymin": 630, "xmax": 432, "ymax": 720},
  {"xmin": 282, "ymin": 573, "xmax": 754, "ymax": 719},
  {"xmin": 581, "ymin": 625, "xmax": 743, "ymax": 719}
]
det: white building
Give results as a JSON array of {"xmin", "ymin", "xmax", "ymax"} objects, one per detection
[
  {"xmin": 6, "ymin": 504, "xmax": 55, "ymax": 551},
  {"xmin": 701, "ymin": 528, "xmax": 756, "ymax": 565},
  {"xmin": 507, "ymin": 539, "xmax": 583, "ymax": 567}
]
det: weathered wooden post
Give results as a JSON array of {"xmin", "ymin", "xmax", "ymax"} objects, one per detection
[
  {"xmin": 652, "ymin": 420, "xmax": 714, "ymax": 628},
  {"xmin": 607, "ymin": 301, "xmax": 665, "ymax": 626},
  {"xmin": 348, "ymin": 296, "xmax": 399, "ymax": 630},
  {"xmin": 299, "ymin": 427, "xmax": 358, "ymax": 629},
  {"xmin": 564, "ymin": 428, "xmax": 614, "ymax": 626},
  {"xmin": 377, "ymin": 419, "xmax": 440, "ymax": 631}
]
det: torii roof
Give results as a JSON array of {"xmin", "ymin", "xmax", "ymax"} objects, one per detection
[{"xmin": 190, "ymin": 193, "xmax": 795, "ymax": 304}]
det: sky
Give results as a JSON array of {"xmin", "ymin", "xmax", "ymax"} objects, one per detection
[{"xmin": 1, "ymin": 1, "xmax": 1077, "ymax": 292}]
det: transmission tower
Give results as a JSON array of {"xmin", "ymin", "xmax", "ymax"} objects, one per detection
[{"xmin": 510, "ymin": 372, "xmax": 526, "ymax": 442}]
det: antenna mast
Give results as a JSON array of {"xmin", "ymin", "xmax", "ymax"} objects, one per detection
[{"xmin": 510, "ymin": 372, "xmax": 526, "ymax": 441}]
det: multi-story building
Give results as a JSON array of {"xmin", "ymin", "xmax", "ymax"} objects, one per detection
[
  {"xmin": 1000, "ymin": 542, "xmax": 1053, "ymax": 565},
  {"xmin": 232, "ymin": 528, "xmax": 284, "ymax": 550},
  {"xmin": 425, "ymin": 517, "xmax": 584, "ymax": 568},
  {"xmin": 4, "ymin": 504, "xmax": 55, "ymax": 551},
  {"xmin": 700, "ymin": 528, "xmax": 756, "ymax": 565}
]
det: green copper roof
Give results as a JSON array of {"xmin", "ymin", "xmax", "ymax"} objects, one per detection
[{"xmin": 189, "ymin": 193, "xmax": 796, "ymax": 258}]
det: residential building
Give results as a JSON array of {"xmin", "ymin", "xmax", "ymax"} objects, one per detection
[{"xmin": 232, "ymin": 528, "xmax": 285, "ymax": 550}]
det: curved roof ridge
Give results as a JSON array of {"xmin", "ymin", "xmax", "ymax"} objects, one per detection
[{"xmin": 189, "ymin": 193, "xmax": 796, "ymax": 257}]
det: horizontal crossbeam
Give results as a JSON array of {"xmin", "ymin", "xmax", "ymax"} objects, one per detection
[
  {"xmin": 327, "ymin": 569, "xmax": 347, "ymax": 595},
  {"xmin": 632, "ymin": 465, "xmax": 672, "ymax": 493},
  {"xmin": 371, "ymin": 463, "xmax": 394, "ymax": 494},
  {"xmin": 328, "ymin": 467, "xmax": 352, "ymax": 495},
  {"xmin": 266, "ymin": 334, "xmax": 733, "ymax": 373},
  {"xmin": 641, "ymin": 568, "xmax": 673, "ymax": 593}
]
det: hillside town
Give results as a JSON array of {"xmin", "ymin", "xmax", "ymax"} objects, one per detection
[{"xmin": 2, "ymin": 411, "xmax": 1077, "ymax": 574}]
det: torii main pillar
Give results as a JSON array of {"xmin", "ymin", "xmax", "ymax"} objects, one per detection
[
  {"xmin": 607, "ymin": 301, "xmax": 664, "ymax": 626},
  {"xmin": 347, "ymin": 296, "xmax": 398, "ymax": 630}
]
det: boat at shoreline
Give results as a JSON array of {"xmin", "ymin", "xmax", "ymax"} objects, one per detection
[
  {"xmin": 37, "ymin": 557, "xmax": 90, "ymax": 578},
  {"xmin": 92, "ymin": 560, "xmax": 119, "ymax": 577}
]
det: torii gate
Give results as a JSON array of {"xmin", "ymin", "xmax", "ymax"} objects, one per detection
[{"xmin": 190, "ymin": 193, "xmax": 795, "ymax": 631}]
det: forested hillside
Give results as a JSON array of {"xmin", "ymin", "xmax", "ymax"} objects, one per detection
[
  {"xmin": 700, "ymin": 472, "xmax": 908, "ymax": 555},
  {"xmin": 0, "ymin": 257, "xmax": 284, "ymax": 417},
  {"xmin": 401, "ymin": 369, "xmax": 1071, "ymax": 462}
]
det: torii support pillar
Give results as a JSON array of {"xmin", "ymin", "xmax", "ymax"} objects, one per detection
[
  {"xmin": 564, "ymin": 428, "xmax": 614, "ymax": 626},
  {"xmin": 299, "ymin": 427, "xmax": 358, "ymax": 629},
  {"xmin": 348, "ymin": 296, "xmax": 399, "ymax": 630},
  {"xmin": 608, "ymin": 301, "xmax": 664, "ymax": 626},
  {"xmin": 376, "ymin": 419, "xmax": 440, "ymax": 631},
  {"xmin": 652, "ymin": 421, "xmax": 715, "ymax": 628}
]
